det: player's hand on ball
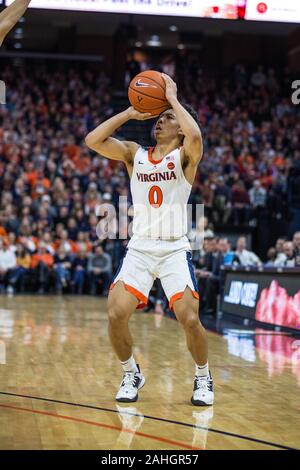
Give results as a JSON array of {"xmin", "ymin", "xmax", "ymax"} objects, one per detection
[
  {"xmin": 161, "ymin": 73, "xmax": 178, "ymax": 103},
  {"xmin": 127, "ymin": 106, "xmax": 155, "ymax": 121}
]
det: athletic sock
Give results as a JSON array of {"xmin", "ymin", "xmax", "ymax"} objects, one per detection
[
  {"xmin": 121, "ymin": 355, "xmax": 138, "ymax": 373},
  {"xmin": 195, "ymin": 363, "xmax": 209, "ymax": 377}
]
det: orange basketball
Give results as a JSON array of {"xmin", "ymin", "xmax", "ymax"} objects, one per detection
[{"xmin": 128, "ymin": 70, "xmax": 170, "ymax": 116}]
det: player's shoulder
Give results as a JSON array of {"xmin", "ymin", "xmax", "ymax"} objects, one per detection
[{"xmin": 131, "ymin": 144, "xmax": 149, "ymax": 160}]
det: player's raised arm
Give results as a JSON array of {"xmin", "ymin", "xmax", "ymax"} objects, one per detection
[
  {"xmin": 0, "ymin": 0, "xmax": 31, "ymax": 46},
  {"xmin": 85, "ymin": 106, "xmax": 152, "ymax": 164},
  {"xmin": 162, "ymin": 73, "xmax": 203, "ymax": 166}
]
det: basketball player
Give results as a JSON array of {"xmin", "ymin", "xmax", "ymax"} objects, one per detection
[
  {"xmin": 0, "ymin": 0, "xmax": 31, "ymax": 47},
  {"xmin": 85, "ymin": 73, "xmax": 214, "ymax": 406}
]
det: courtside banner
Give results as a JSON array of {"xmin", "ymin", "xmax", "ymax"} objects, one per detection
[
  {"xmin": 5, "ymin": 0, "xmax": 244, "ymax": 19},
  {"xmin": 222, "ymin": 268, "xmax": 300, "ymax": 330}
]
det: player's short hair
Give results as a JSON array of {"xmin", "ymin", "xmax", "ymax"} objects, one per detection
[
  {"xmin": 157, "ymin": 103, "xmax": 200, "ymax": 144},
  {"xmin": 158, "ymin": 103, "xmax": 200, "ymax": 128},
  {"xmin": 181, "ymin": 103, "xmax": 200, "ymax": 128}
]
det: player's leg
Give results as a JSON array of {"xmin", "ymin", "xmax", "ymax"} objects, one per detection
[
  {"xmin": 108, "ymin": 281, "xmax": 146, "ymax": 403},
  {"xmin": 107, "ymin": 280, "xmax": 139, "ymax": 362},
  {"xmin": 172, "ymin": 288, "xmax": 208, "ymax": 365},
  {"xmin": 160, "ymin": 251, "xmax": 214, "ymax": 406},
  {"xmin": 173, "ymin": 289, "xmax": 214, "ymax": 406},
  {"xmin": 108, "ymin": 248, "xmax": 154, "ymax": 402}
]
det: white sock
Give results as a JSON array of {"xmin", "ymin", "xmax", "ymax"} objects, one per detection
[
  {"xmin": 195, "ymin": 363, "xmax": 209, "ymax": 377},
  {"xmin": 121, "ymin": 355, "xmax": 138, "ymax": 373}
]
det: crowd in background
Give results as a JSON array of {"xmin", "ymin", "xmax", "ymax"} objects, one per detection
[{"xmin": 0, "ymin": 58, "xmax": 300, "ymax": 311}]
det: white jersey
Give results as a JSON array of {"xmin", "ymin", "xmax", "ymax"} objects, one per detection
[{"xmin": 130, "ymin": 146, "xmax": 192, "ymax": 239}]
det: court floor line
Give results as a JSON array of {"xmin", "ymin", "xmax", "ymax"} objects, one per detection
[
  {"xmin": 0, "ymin": 391, "xmax": 297, "ymax": 450},
  {"xmin": 0, "ymin": 403, "xmax": 201, "ymax": 451}
]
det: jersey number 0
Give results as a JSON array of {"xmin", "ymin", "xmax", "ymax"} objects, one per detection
[{"xmin": 148, "ymin": 186, "xmax": 163, "ymax": 209}]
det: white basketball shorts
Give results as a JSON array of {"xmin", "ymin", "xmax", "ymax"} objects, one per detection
[{"xmin": 110, "ymin": 236, "xmax": 199, "ymax": 310}]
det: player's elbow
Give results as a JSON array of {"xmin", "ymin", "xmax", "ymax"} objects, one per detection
[
  {"xmin": 85, "ymin": 133, "xmax": 100, "ymax": 151},
  {"xmin": 85, "ymin": 133, "xmax": 93, "ymax": 149}
]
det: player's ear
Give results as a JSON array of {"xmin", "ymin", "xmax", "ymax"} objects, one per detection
[{"xmin": 178, "ymin": 127, "xmax": 184, "ymax": 138}]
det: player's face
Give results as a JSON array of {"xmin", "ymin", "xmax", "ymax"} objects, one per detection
[{"xmin": 154, "ymin": 110, "xmax": 182, "ymax": 141}]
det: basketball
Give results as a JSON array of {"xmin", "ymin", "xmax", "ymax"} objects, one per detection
[{"xmin": 128, "ymin": 70, "xmax": 170, "ymax": 116}]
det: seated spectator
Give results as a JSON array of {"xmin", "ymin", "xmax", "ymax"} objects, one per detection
[
  {"xmin": 264, "ymin": 247, "xmax": 277, "ymax": 267},
  {"xmin": 0, "ymin": 238, "xmax": 17, "ymax": 294},
  {"xmin": 8, "ymin": 244, "xmax": 31, "ymax": 294},
  {"xmin": 283, "ymin": 241, "xmax": 295, "ymax": 267},
  {"xmin": 249, "ymin": 180, "xmax": 267, "ymax": 223},
  {"xmin": 200, "ymin": 238, "xmax": 238, "ymax": 315},
  {"xmin": 88, "ymin": 245, "xmax": 112, "ymax": 295},
  {"xmin": 67, "ymin": 217, "xmax": 79, "ymax": 241},
  {"xmin": 273, "ymin": 237, "xmax": 288, "ymax": 267},
  {"xmin": 71, "ymin": 249, "xmax": 88, "ymax": 295},
  {"xmin": 235, "ymin": 236, "xmax": 262, "ymax": 267},
  {"xmin": 231, "ymin": 180, "xmax": 251, "ymax": 225},
  {"xmin": 53, "ymin": 245, "xmax": 72, "ymax": 294},
  {"xmin": 0, "ymin": 213, "xmax": 7, "ymax": 238},
  {"xmin": 41, "ymin": 232, "xmax": 55, "ymax": 256},
  {"xmin": 293, "ymin": 232, "xmax": 300, "ymax": 267},
  {"xmin": 194, "ymin": 237, "xmax": 219, "ymax": 313},
  {"xmin": 212, "ymin": 176, "xmax": 232, "ymax": 224},
  {"xmin": 54, "ymin": 229, "xmax": 76, "ymax": 255},
  {"xmin": 75, "ymin": 231, "xmax": 92, "ymax": 253},
  {"xmin": 189, "ymin": 216, "xmax": 214, "ymax": 253},
  {"xmin": 7, "ymin": 232, "xmax": 17, "ymax": 253},
  {"xmin": 31, "ymin": 242, "xmax": 54, "ymax": 294}
]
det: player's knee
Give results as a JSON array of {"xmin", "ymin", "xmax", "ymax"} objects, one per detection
[
  {"xmin": 180, "ymin": 312, "xmax": 200, "ymax": 331},
  {"xmin": 175, "ymin": 299, "xmax": 199, "ymax": 330},
  {"xmin": 108, "ymin": 304, "xmax": 128, "ymax": 327}
]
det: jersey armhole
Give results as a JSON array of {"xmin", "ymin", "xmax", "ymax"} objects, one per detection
[{"xmin": 179, "ymin": 147, "xmax": 193, "ymax": 188}]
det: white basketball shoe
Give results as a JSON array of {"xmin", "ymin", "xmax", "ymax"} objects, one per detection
[
  {"xmin": 191, "ymin": 371, "xmax": 214, "ymax": 406},
  {"xmin": 116, "ymin": 365, "xmax": 146, "ymax": 403}
]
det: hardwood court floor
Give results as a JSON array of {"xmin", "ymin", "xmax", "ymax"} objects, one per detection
[{"xmin": 0, "ymin": 296, "xmax": 299, "ymax": 451}]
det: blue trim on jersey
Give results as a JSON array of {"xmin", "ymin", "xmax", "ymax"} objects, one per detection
[
  {"xmin": 113, "ymin": 249, "xmax": 128, "ymax": 283},
  {"xmin": 186, "ymin": 252, "xmax": 199, "ymax": 293}
]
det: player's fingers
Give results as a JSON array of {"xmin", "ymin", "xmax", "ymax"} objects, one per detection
[{"xmin": 141, "ymin": 113, "xmax": 154, "ymax": 120}]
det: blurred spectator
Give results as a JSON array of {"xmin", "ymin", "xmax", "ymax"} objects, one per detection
[
  {"xmin": 0, "ymin": 238, "xmax": 17, "ymax": 294},
  {"xmin": 231, "ymin": 180, "xmax": 251, "ymax": 225},
  {"xmin": 273, "ymin": 237, "xmax": 288, "ymax": 267},
  {"xmin": 53, "ymin": 245, "xmax": 72, "ymax": 294},
  {"xmin": 196, "ymin": 238, "xmax": 239, "ymax": 315},
  {"xmin": 292, "ymin": 231, "xmax": 300, "ymax": 267},
  {"xmin": 71, "ymin": 250, "xmax": 88, "ymax": 295},
  {"xmin": 212, "ymin": 176, "xmax": 232, "ymax": 224},
  {"xmin": 265, "ymin": 247, "xmax": 277, "ymax": 267},
  {"xmin": 189, "ymin": 216, "xmax": 214, "ymax": 253},
  {"xmin": 31, "ymin": 243, "xmax": 54, "ymax": 294},
  {"xmin": 235, "ymin": 236, "xmax": 262, "ymax": 267},
  {"xmin": 88, "ymin": 245, "xmax": 112, "ymax": 295},
  {"xmin": 249, "ymin": 180, "xmax": 267, "ymax": 209},
  {"xmin": 283, "ymin": 242, "xmax": 295, "ymax": 267},
  {"xmin": 8, "ymin": 244, "xmax": 31, "ymax": 294}
]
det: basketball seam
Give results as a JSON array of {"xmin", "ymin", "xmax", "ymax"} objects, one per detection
[
  {"xmin": 133, "ymin": 104, "xmax": 169, "ymax": 114},
  {"xmin": 129, "ymin": 86, "xmax": 168, "ymax": 104}
]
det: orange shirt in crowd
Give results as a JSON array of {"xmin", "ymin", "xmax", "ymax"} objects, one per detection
[
  {"xmin": 31, "ymin": 253, "xmax": 54, "ymax": 269},
  {"xmin": 53, "ymin": 239, "xmax": 77, "ymax": 253},
  {"xmin": 25, "ymin": 170, "xmax": 39, "ymax": 188},
  {"xmin": 0, "ymin": 227, "xmax": 7, "ymax": 237}
]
